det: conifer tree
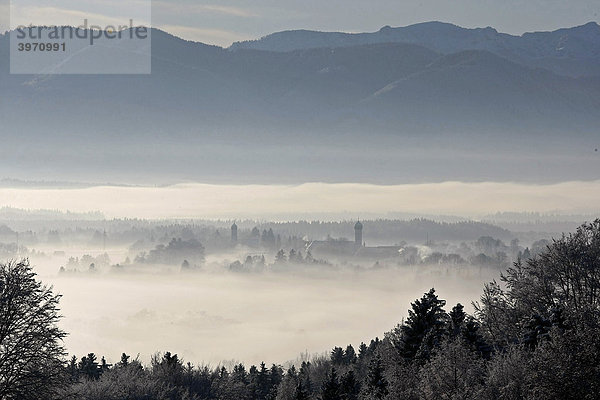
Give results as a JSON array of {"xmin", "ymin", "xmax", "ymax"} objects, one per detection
[
  {"xmin": 295, "ymin": 381, "xmax": 310, "ymax": 400},
  {"xmin": 321, "ymin": 367, "xmax": 340, "ymax": 400},
  {"xmin": 331, "ymin": 346, "xmax": 345, "ymax": 365},
  {"xmin": 339, "ymin": 370, "xmax": 360, "ymax": 400},
  {"xmin": 392, "ymin": 288, "xmax": 448, "ymax": 360},
  {"xmin": 449, "ymin": 303, "xmax": 466, "ymax": 336},
  {"xmin": 362, "ymin": 356, "xmax": 388, "ymax": 399},
  {"xmin": 343, "ymin": 345, "xmax": 357, "ymax": 365}
]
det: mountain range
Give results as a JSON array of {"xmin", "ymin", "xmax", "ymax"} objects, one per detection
[
  {"xmin": 231, "ymin": 21, "xmax": 600, "ymax": 78},
  {"xmin": 0, "ymin": 22, "xmax": 599, "ymax": 184}
]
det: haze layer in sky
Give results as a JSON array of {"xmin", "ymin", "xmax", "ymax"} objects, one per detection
[
  {"xmin": 1, "ymin": 181, "xmax": 599, "ymax": 220},
  {"xmin": 3, "ymin": 0, "xmax": 599, "ymax": 46}
]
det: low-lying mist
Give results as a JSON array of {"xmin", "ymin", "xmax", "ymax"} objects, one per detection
[
  {"xmin": 0, "ymin": 211, "xmax": 570, "ymax": 368},
  {"xmin": 34, "ymin": 254, "xmax": 501, "ymax": 367}
]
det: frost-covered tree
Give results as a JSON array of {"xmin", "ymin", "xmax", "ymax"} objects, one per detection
[
  {"xmin": 391, "ymin": 288, "xmax": 449, "ymax": 360},
  {"xmin": 0, "ymin": 260, "xmax": 67, "ymax": 399}
]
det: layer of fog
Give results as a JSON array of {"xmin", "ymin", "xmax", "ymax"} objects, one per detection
[
  {"xmin": 1, "ymin": 180, "xmax": 600, "ymax": 220},
  {"xmin": 34, "ymin": 254, "xmax": 500, "ymax": 367}
]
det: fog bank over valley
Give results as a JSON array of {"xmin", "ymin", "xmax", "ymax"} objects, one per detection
[
  {"xmin": 48, "ymin": 266, "xmax": 497, "ymax": 366},
  {"xmin": 0, "ymin": 209, "xmax": 592, "ymax": 366},
  {"xmin": 0, "ymin": 180, "xmax": 599, "ymax": 220}
]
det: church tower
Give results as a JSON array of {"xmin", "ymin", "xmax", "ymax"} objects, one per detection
[
  {"xmin": 354, "ymin": 220, "xmax": 363, "ymax": 246},
  {"xmin": 231, "ymin": 222, "xmax": 238, "ymax": 243}
]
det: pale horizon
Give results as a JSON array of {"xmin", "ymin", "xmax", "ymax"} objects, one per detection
[{"xmin": 1, "ymin": 180, "xmax": 599, "ymax": 220}]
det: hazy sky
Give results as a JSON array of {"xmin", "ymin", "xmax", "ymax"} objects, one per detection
[
  {"xmin": 1, "ymin": 181, "xmax": 599, "ymax": 220},
  {"xmin": 3, "ymin": 0, "xmax": 599, "ymax": 46}
]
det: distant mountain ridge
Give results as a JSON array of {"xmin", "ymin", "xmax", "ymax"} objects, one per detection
[
  {"xmin": 0, "ymin": 22, "xmax": 599, "ymax": 184},
  {"xmin": 230, "ymin": 21, "xmax": 600, "ymax": 77}
]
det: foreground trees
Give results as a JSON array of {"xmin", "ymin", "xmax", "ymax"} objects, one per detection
[
  {"xmin": 0, "ymin": 259, "xmax": 67, "ymax": 399},
  {"xmin": 475, "ymin": 219, "xmax": 600, "ymax": 345}
]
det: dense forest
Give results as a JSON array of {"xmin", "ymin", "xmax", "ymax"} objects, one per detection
[{"xmin": 1, "ymin": 220, "xmax": 599, "ymax": 399}]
